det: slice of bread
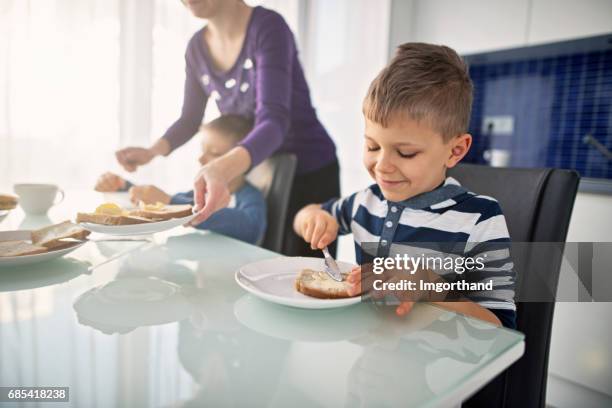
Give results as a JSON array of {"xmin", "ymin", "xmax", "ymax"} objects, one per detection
[
  {"xmin": 0, "ymin": 240, "xmax": 48, "ymax": 257},
  {"xmin": 128, "ymin": 204, "xmax": 193, "ymax": 221},
  {"xmin": 31, "ymin": 220, "xmax": 91, "ymax": 249},
  {"xmin": 295, "ymin": 268, "xmax": 353, "ymax": 299},
  {"xmin": 0, "ymin": 194, "xmax": 18, "ymax": 210},
  {"xmin": 76, "ymin": 212, "xmax": 157, "ymax": 226}
]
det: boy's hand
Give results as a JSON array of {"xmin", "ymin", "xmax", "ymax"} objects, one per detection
[
  {"xmin": 346, "ymin": 265, "xmax": 386, "ymax": 298},
  {"xmin": 95, "ymin": 172, "xmax": 126, "ymax": 192},
  {"xmin": 346, "ymin": 265, "xmax": 428, "ymax": 316},
  {"xmin": 294, "ymin": 205, "xmax": 339, "ymax": 249},
  {"xmin": 347, "ymin": 266, "xmax": 362, "ymax": 296},
  {"xmin": 129, "ymin": 185, "xmax": 171, "ymax": 205}
]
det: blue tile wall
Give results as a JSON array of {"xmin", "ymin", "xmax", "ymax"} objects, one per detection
[{"xmin": 464, "ymin": 34, "xmax": 612, "ymax": 180}]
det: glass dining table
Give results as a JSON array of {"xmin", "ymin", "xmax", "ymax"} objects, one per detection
[{"xmin": 0, "ymin": 191, "xmax": 524, "ymax": 407}]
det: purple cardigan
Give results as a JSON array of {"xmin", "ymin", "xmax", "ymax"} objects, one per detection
[{"xmin": 162, "ymin": 6, "xmax": 336, "ymax": 175}]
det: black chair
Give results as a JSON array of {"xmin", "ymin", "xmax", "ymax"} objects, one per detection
[
  {"xmin": 448, "ymin": 164, "xmax": 580, "ymax": 408},
  {"xmin": 247, "ymin": 153, "xmax": 297, "ymax": 253}
]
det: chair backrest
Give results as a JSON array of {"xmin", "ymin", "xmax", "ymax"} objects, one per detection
[
  {"xmin": 448, "ymin": 164, "xmax": 579, "ymax": 408},
  {"xmin": 247, "ymin": 153, "xmax": 297, "ymax": 253}
]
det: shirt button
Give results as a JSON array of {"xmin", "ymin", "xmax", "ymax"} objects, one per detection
[
  {"xmin": 391, "ymin": 206, "xmax": 398, "ymax": 213},
  {"xmin": 385, "ymin": 221, "xmax": 393, "ymax": 228},
  {"xmin": 381, "ymin": 240, "xmax": 388, "ymax": 246}
]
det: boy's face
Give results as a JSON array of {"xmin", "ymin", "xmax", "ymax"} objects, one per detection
[
  {"xmin": 363, "ymin": 115, "xmax": 471, "ymax": 202},
  {"xmin": 199, "ymin": 128, "xmax": 236, "ymax": 166}
]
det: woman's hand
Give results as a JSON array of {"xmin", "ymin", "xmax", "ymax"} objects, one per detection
[
  {"xmin": 190, "ymin": 163, "xmax": 232, "ymax": 225},
  {"xmin": 190, "ymin": 147, "xmax": 251, "ymax": 226},
  {"xmin": 128, "ymin": 185, "xmax": 171, "ymax": 205},
  {"xmin": 94, "ymin": 172, "xmax": 126, "ymax": 192},
  {"xmin": 294, "ymin": 204, "xmax": 339, "ymax": 249}
]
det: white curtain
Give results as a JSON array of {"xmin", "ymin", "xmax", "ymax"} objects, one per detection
[{"xmin": 0, "ymin": 0, "xmax": 121, "ymax": 191}]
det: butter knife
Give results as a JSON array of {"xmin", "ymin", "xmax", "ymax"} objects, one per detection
[{"xmin": 322, "ymin": 246, "xmax": 343, "ymax": 282}]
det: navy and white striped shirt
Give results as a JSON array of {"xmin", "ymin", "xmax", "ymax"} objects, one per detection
[{"xmin": 322, "ymin": 177, "xmax": 517, "ymax": 328}]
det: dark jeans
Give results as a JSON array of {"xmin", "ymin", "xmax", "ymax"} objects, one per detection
[{"xmin": 282, "ymin": 159, "xmax": 341, "ymax": 257}]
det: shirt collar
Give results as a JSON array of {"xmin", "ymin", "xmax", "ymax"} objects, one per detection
[{"xmin": 390, "ymin": 177, "xmax": 467, "ymax": 210}]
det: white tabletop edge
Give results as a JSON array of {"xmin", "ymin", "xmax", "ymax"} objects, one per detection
[{"xmin": 429, "ymin": 340, "xmax": 525, "ymax": 408}]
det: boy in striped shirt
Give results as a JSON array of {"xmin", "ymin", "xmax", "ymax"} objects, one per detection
[{"xmin": 293, "ymin": 43, "xmax": 516, "ymax": 328}]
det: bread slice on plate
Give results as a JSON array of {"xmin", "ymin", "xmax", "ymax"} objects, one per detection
[
  {"xmin": 76, "ymin": 212, "xmax": 157, "ymax": 226},
  {"xmin": 31, "ymin": 220, "xmax": 91, "ymax": 249},
  {"xmin": 0, "ymin": 240, "xmax": 48, "ymax": 257},
  {"xmin": 129, "ymin": 204, "xmax": 193, "ymax": 221},
  {"xmin": 0, "ymin": 194, "xmax": 18, "ymax": 211},
  {"xmin": 295, "ymin": 268, "xmax": 353, "ymax": 299}
]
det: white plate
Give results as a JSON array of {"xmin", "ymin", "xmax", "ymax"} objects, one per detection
[
  {"xmin": 235, "ymin": 256, "xmax": 361, "ymax": 309},
  {"xmin": 0, "ymin": 230, "xmax": 86, "ymax": 268},
  {"xmin": 80, "ymin": 212, "xmax": 196, "ymax": 236}
]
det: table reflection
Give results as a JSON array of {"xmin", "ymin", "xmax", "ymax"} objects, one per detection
[{"xmin": 0, "ymin": 258, "xmax": 89, "ymax": 293}]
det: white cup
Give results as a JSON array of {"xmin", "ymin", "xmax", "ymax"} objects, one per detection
[{"xmin": 13, "ymin": 183, "xmax": 65, "ymax": 215}]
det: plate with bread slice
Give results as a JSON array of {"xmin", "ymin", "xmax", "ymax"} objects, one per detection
[
  {"xmin": 77, "ymin": 202, "xmax": 195, "ymax": 236},
  {"xmin": 235, "ymin": 257, "xmax": 361, "ymax": 309},
  {"xmin": 0, "ymin": 221, "xmax": 90, "ymax": 267}
]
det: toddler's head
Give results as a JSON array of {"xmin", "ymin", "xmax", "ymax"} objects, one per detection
[
  {"xmin": 199, "ymin": 114, "xmax": 253, "ymax": 166},
  {"xmin": 362, "ymin": 42, "xmax": 473, "ymax": 202}
]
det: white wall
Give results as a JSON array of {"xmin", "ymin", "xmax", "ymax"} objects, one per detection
[
  {"xmin": 392, "ymin": 0, "xmax": 531, "ymax": 55},
  {"xmin": 386, "ymin": 0, "xmax": 612, "ymax": 403},
  {"xmin": 529, "ymin": 0, "xmax": 612, "ymax": 44},
  {"xmin": 567, "ymin": 193, "xmax": 612, "ymax": 243},
  {"xmin": 389, "ymin": 0, "xmax": 612, "ymax": 54}
]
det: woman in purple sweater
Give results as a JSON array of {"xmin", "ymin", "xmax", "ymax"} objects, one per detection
[{"xmin": 116, "ymin": 1, "xmax": 338, "ymax": 256}]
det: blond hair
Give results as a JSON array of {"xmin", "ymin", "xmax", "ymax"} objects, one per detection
[{"xmin": 363, "ymin": 43, "xmax": 473, "ymax": 140}]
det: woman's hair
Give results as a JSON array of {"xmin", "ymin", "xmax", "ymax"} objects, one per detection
[
  {"xmin": 202, "ymin": 114, "xmax": 254, "ymax": 142},
  {"xmin": 363, "ymin": 42, "xmax": 473, "ymax": 140}
]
